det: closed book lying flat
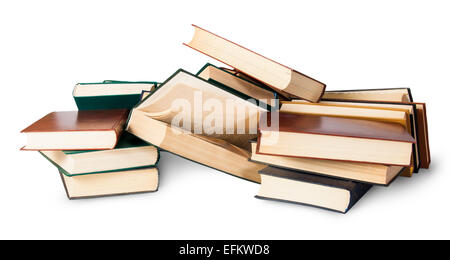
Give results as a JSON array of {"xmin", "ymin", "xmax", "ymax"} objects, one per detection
[
  {"xmin": 185, "ymin": 25, "xmax": 326, "ymax": 102},
  {"xmin": 40, "ymin": 132, "xmax": 159, "ymax": 176},
  {"xmin": 318, "ymin": 90, "xmax": 430, "ymax": 169},
  {"xmin": 250, "ymin": 141, "xmax": 403, "ymax": 185},
  {"xmin": 257, "ymin": 112, "xmax": 416, "ymax": 166},
  {"xmin": 308, "ymin": 99, "xmax": 429, "ymax": 171},
  {"xmin": 256, "ymin": 166, "xmax": 372, "ymax": 213},
  {"xmin": 21, "ymin": 109, "xmax": 128, "ymax": 150},
  {"xmin": 126, "ymin": 69, "xmax": 266, "ymax": 183},
  {"xmin": 59, "ymin": 167, "xmax": 159, "ymax": 199},
  {"xmin": 279, "ymin": 100, "xmax": 419, "ymax": 175},
  {"xmin": 74, "ymin": 81, "xmax": 157, "ymax": 110}
]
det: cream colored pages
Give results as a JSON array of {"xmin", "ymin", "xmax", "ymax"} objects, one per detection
[
  {"xmin": 322, "ymin": 89, "xmax": 409, "ymax": 102},
  {"xmin": 127, "ymin": 110, "xmax": 264, "ymax": 183},
  {"xmin": 186, "ymin": 26, "xmax": 325, "ymax": 102},
  {"xmin": 280, "ymin": 103, "xmax": 408, "ymax": 127},
  {"xmin": 258, "ymin": 174, "xmax": 350, "ymax": 213},
  {"xmin": 283, "ymin": 99, "xmax": 419, "ymax": 172},
  {"xmin": 74, "ymin": 83, "xmax": 155, "ymax": 96},
  {"xmin": 187, "ymin": 27, "xmax": 291, "ymax": 91},
  {"xmin": 250, "ymin": 143, "xmax": 399, "ymax": 184},
  {"xmin": 63, "ymin": 168, "xmax": 158, "ymax": 198},
  {"xmin": 126, "ymin": 70, "xmax": 267, "ymax": 182},
  {"xmin": 137, "ymin": 71, "xmax": 263, "ymax": 150}
]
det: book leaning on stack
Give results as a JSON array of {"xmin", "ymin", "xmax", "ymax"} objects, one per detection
[{"xmin": 20, "ymin": 25, "xmax": 430, "ymax": 213}]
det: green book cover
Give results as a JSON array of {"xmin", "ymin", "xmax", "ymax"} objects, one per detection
[
  {"xmin": 74, "ymin": 80, "xmax": 158, "ymax": 110},
  {"xmin": 39, "ymin": 132, "xmax": 160, "ymax": 177}
]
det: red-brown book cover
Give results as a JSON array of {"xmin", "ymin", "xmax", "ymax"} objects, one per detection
[
  {"xmin": 21, "ymin": 109, "xmax": 129, "ymax": 150},
  {"xmin": 257, "ymin": 112, "xmax": 416, "ymax": 166}
]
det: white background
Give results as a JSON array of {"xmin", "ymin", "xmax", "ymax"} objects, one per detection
[{"xmin": 1, "ymin": 0, "xmax": 448, "ymax": 239}]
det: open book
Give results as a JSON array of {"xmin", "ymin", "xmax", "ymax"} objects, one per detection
[{"xmin": 126, "ymin": 69, "xmax": 269, "ymax": 183}]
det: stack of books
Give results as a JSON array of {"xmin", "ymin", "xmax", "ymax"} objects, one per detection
[
  {"xmin": 21, "ymin": 25, "xmax": 430, "ymax": 213},
  {"xmin": 21, "ymin": 81, "xmax": 160, "ymax": 199}
]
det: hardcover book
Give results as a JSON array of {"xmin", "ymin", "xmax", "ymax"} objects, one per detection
[
  {"xmin": 257, "ymin": 112, "xmax": 416, "ymax": 166},
  {"xmin": 307, "ymin": 98, "xmax": 430, "ymax": 170},
  {"xmin": 59, "ymin": 167, "xmax": 159, "ymax": 199},
  {"xmin": 185, "ymin": 25, "xmax": 326, "ymax": 102},
  {"xmin": 126, "ymin": 69, "xmax": 267, "ymax": 183},
  {"xmin": 256, "ymin": 166, "xmax": 372, "ymax": 213},
  {"xmin": 279, "ymin": 100, "xmax": 419, "ymax": 175},
  {"xmin": 250, "ymin": 140, "xmax": 403, "ymax": 185},
  {"xmin": 21, "ymin": 109, "xmax": 128, "ymax": 150},
  {"xmin": 40, "ymin": 132, "xmax": 159, "ymax": 176},
  {"xmin": 73, "ymin": 80, "xmax": 157, "ymax": 110},
  {"xmin": 319, "ymin": 88, "xmax": 429, "ymax": 169}
]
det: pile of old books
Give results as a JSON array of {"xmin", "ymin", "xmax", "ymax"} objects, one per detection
[{"xmin": 20, "ymin": 25, "xmax": 430, "ymax": 213}]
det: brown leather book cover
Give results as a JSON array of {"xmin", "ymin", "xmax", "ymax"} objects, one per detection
[
  {"xmin": 414, "ymin": 103, "xmax": 430, "ymax": 168},
  {"xmin": 21, "ymin": 109, "xmax": 129, "ymax": 150},
  {"xmin": 259, "ymin": 112, "xmax": 416, "ymax": 143},
  {"xmin": 318, "ymin": 98, "xmax": 430, "ymax": 169}
]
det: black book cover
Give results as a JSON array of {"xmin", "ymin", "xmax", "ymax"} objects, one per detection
[{"xmin": 257, "ymin": 166, "xmax": 373, "ymax": 213}]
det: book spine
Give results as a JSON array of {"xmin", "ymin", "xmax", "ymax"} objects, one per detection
[
  {"xmin": 74, "ymin": 95, "xmax": 142, "ymax": 110},
  {"xmin": 346, "ymin": 184, "xmax": 372, "ymax": 213},
  {"xmin": 111, "ymin": 112, "xmax": 129, "ymax": 148}
]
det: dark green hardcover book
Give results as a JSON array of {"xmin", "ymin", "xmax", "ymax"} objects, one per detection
[
  {"xmin": 73, "ymin": 80, "xmax": 158, "ymax": 110},
  {"xmin": 58, "ymin": 166, "xmax": 159, "ymax": 200},
  {"xmin": 40, "ymin": 132, "xmax": 160, "ymax": 176}
]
